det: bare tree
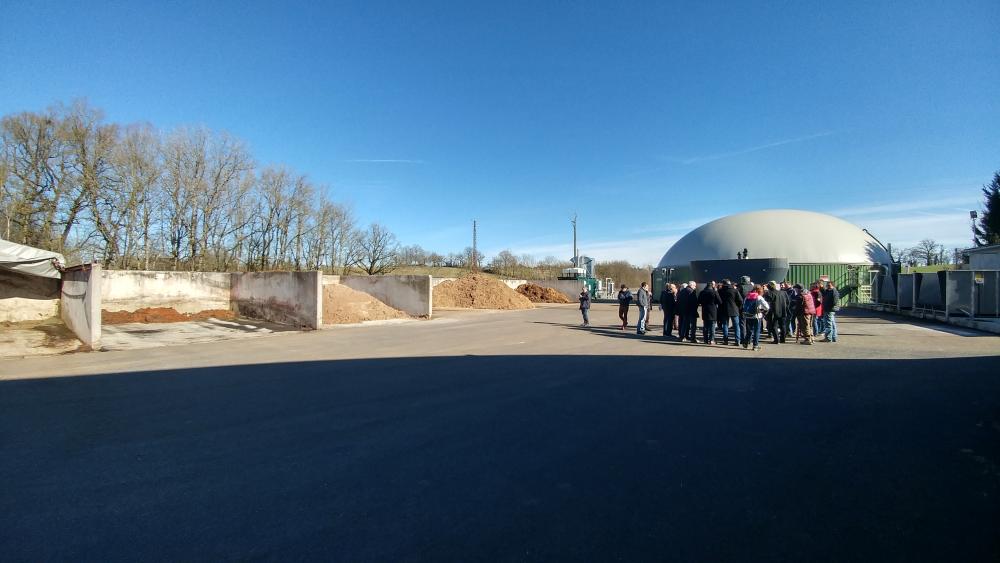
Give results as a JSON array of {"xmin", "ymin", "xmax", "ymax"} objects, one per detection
[
  {"xmin": 354, "ymin": 223, "xmax": 399, "ymax": 275},
  {"xmin": 909, "ymin": 239, "xmax": 945, "ymax": 266}
]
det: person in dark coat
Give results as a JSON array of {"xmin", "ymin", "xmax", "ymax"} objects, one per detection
[
  {"xmin": 681, "ymin": 281, "xmax": 699, "ymax": 343},
  {"xmin": 578, "ymin": 287, "xmax": 591, "ymax": 327},
  {"xmin": 617, "ymin": 286, "xmax": 633, "ymax": 330},
  {"xmin": 767, "ymin": 281, "xmax": 789, "ymax": 344},
  {"xmin": 717, "ymin": 279, "xmax": 742, "ymax": 345},
  {"xmin": 676, "ymin": 282, "xmax": 692, "ymax": 342},
  {"xmin": 659, "ymin": 283, "xmax": 678, "ymax": 338},
  {"xmin": 697, "ymin": 281, "xmax": 722, "ymax": 345},
  {"xmin": 821, "ymin": 281, "xmax": 840, "ymax": 342}
]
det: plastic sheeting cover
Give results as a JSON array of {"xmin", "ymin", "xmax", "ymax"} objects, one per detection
[{"xmin": 0, "ymin": 239, "xmax": 65, "ymax": 279}]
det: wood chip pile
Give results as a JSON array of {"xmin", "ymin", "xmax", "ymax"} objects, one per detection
[
  {"xmin": 323, "ymin": 283, "xmax": 409, "ymax": 324},
  {"xmin": 433, "ymin": 274, "xmax": 534, "ymax": 309},
  {"xmin": 102, "ymin": 307, "xmax": 236, "ymax": 324},
  {"xmin": 516, "ymin": 283, "xmax": 573, "ymax": 303}
]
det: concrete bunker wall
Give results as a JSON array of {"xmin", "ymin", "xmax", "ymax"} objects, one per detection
[
  {"xmin": 325, "ymin": 275, "xmax": 432, "ymax": 317},
  {"xmin": 102, "ymin": 270, "xmax": 232, "ymax": 314},
  {"xmin": 0, "ymin": 268, "xmax": 60, "ymax": 322},
  {"xmin": 231, "ymin": 271, "xmax": 321, "ymax": 329},
  {"xmin": 61, "ymin": 264, "xmax": 102, "ymax": 349},
  {"xmin": 431, "ymin": 276, "xmax": 584, "ymax": 300},
  {"xmin": 523, "ymin": 279, "xmax": 586, "ymax": 299}
]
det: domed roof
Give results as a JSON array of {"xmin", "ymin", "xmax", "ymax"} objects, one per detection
[{"xmin": 657, "ymin": 209, "xmax": 891, "ymax": 268}]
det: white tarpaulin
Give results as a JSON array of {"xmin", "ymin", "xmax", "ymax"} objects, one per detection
[{"xmin": 0, "ymin": 239, "xmax": 66, "ymax": 279}]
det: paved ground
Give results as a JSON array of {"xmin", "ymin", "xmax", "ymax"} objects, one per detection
[{"xmin": 1, "ymin": 305, "xmax": 998, "ymax": 561}]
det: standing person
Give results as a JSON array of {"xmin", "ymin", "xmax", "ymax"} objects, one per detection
[
  {"xmin": 821, "ymin": 281, "xmax": 840, "ymax": 342},
  {"xmin": 763, "ymin": 282, "xmax": 777, "ymax": 340},
  {"xmin": 578, "ymin": 287, "xmax": 591, "ymax": 327},
  {"xmin": 659, "ymin": 282, "xmax": 678, "ymax": 338},
  {"xmin": 697, "ymin": 281, "xmax": 722, "ymax": 345},
  {"xmin": 811, "ymin": 283, "xmax": 825, "ymax": 337},
  {"xmin": 676, "ymin": 282, "xmax": 693, "ymax": 342},
  {"xmin": 718, "ymin": 279, "xmax": 742, "ymax": 346},
  {"xmin": 683, "ymin": 281, "xmax": 699, "ymax": 343},
  {"xmin": 794, "ymin": 283, "xmax": 816, "ymax": 344},
  {"xmin": 783, "ymin": 282, "xmax": 797, "ymax": 337},
  {"xmin": 742, "ymin": 284, "xmax": 770, "ymax": 351},
  {"xmin": 767, "ymin": 281, "xmax": 789, "ymax": 344},
  {"xmin": 617, "ymin": 286, "xmax": 633, "ymax": 330},
  {"xmin": 636, "ymin": 282, "xmax": 651, "ymax": 335}
]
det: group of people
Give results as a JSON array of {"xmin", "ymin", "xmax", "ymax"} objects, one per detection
[{"xmin": 600, "ymin": 279, "xmax": 840, "ymax": 351}]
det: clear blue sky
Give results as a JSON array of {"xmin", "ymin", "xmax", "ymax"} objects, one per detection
[{"xmin": 3, "ymin": 1, "xmax": 997, "ymax": 264}]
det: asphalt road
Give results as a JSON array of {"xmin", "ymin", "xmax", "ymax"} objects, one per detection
[{"xmin": 1, "ymin": 308, "xmax": 999, "ymax": 561}]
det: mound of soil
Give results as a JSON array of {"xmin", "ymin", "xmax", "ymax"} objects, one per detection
[
  {"xmin": 102, "ymin": 307, "xmax": 236, "ymax": 324},
  {"xmin": 433, "ymin": 274, "xmax": 534, "ymax": 310},
  {"xmin": 323, "ymin": 283, "xmax": 409, "ymax": 324},
  {"xmin": 516, "ymin": 283, "xmax": 573, "ymax": 303}
]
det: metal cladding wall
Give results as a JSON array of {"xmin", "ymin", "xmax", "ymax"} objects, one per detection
[
  {"xmin": 689, "ymin": 258, "xmax": 788, "ymax": 285},
  {"xmin": 785, "ymin": 264, "xmax": 867, "ymax": 303}
]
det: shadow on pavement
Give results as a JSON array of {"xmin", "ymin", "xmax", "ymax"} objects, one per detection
[{"xmin": 2, "ymin": 354, "xmax": 998, "ymax": 561}]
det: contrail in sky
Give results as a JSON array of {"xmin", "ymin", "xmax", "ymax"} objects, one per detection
[{"xmin": 670, "ymin": 131, "xmax": 835, "ymax": 164}]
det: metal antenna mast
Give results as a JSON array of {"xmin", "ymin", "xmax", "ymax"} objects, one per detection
[
  {"xmin": 472, "ymin": 220, "xmax": 478, "ymax": 271},
  {"xmin": 571, "ymin": 213, "xmax": 578, "ymax": 268}
]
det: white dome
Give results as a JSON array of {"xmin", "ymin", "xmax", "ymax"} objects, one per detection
[{"xmin": 657, "ymin": 209, "xmax": 892, "ymax": 267}]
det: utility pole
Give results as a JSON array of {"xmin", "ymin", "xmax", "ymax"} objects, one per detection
[
  {"xmin": 472, "ymin": 220, "xmax": 478, "ymax": 271},
  {"xmin": 571, "ymin": 213, "xmax": 578, "ymax": 268}
]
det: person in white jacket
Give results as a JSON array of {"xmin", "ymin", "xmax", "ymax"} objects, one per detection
[{"xmin": 741, "ymin": 284, "xmax": 770, "ymax": 351}]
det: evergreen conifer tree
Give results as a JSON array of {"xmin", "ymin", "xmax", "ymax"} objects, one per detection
[{"xmin": 974, "ymin": 171, "xmax": 1000, "ymax": 246}]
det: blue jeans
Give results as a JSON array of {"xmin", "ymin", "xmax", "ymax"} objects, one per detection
[
  {"xmin": 637, "ymin": 306, "xmax": 647, "ymax": 333},
  {"xmin": 824, "ymin": 311, "xmax": 837, "ymax": 341},
  {"xmin": 746, "ymin": 318, "xmax": 762, "ymax": 347},
  {"xmin": 581, "ymin": 308, "xmax": 589, "ymax": 325},
  {"xmin": 724, "ymin": 315, "xmax": 741, "ymax": 344}
]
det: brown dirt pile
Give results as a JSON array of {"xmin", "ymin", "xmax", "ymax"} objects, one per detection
[
  {"xmin": 323, "ymin": 283, "xmax": 409, "ymax": 324},
  {"xmin": 516, "ymin": 283, "xmax": 573, "ymax": 303},
  {"xmin": 433, "ymin": 274, "xmax": 534, "ymax": 310},
  {"xmin": 102, "ymin": 307, "xmax": 236, "ymax": 324}
]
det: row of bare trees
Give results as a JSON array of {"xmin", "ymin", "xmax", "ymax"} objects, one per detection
[{"xmin": 1, "ymin": 100, "xmax": 397, "ymax": 273}]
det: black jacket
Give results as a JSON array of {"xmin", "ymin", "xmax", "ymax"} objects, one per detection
[
  {"xmin": 822, "ymin": 288, "xmax": 840, "ymax": 310},
  {"xmin": 770, "ymin": 288, "xmax": 790, "ymax": 319},
  {"xmin": 697, "ymin": 287, "xmax": 722, "ymax": 321},
  {"xmin": 718, "ymin": 285, "xmax": 742, "ymax": 317},
  {"xmin": 579, "ymin": 292, "xmax": 591, "ymax": 310},
  {"xmin": 660, "ymin": 288, "xmax": 677, "ymax": 314},
  {"xmin": 676, "ymin": 286, "xmax": 691, "ymax": 315}
]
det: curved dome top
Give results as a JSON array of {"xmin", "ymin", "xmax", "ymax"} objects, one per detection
[{"xmin": 657, "ymin": 209, "xmax": 891, "ymax": 268}]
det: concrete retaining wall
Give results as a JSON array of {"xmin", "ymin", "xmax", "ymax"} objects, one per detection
[
  {"xmin": 325, "ymin": 275, "xmax": 432, "ymax": 317},
  {"xmin": 102, "ymin": 270, "xmax": 231, "ymax": 313},
  {"xmin": 0, "ymin": 269, "xmax": 60, "ymax": 322},
  {"xmin": 61, "ymin": 264, "xmax": 102, "ymax": 349},
  {"xmin": 431, "ymin": 277, "xmax": 585, "ymax": 300},
  {"xmin": 231, "ymin": 271, "xmax": 322, "ymax": 329},
  {"xmin": 524, "ymin": 279, "xmax": 587, "ymax": 299},
  {"xmin": 432, "ymin": 277, "xmax": 529, "ymax": 291}
]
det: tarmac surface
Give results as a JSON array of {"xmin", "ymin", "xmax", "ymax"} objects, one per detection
[{"xmin": 1, "ymin": 305, "xmax": 999, "ymax": 561}]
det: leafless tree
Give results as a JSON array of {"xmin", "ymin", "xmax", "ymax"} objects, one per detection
[{"xmin": 354, "ymin": 223, "xmax": 399, "ymax": 275}]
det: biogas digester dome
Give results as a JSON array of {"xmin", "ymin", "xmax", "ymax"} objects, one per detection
[{"xmin": 653, "ymin": 209, "xmax": 891, "ymax": 302}]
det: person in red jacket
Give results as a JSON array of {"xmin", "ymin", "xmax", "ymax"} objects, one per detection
[
  {"xmin": 810, "ymin": 283, "xmax": 824, "ymax": 337},
  {"xmin": 794, "ymin": 284, "xmax": 817, "ymax": 344}
]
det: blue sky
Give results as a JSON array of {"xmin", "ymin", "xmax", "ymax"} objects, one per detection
[{"xmin": 2, "ymin": 1, "xmax": 997, "ymax": 264}]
